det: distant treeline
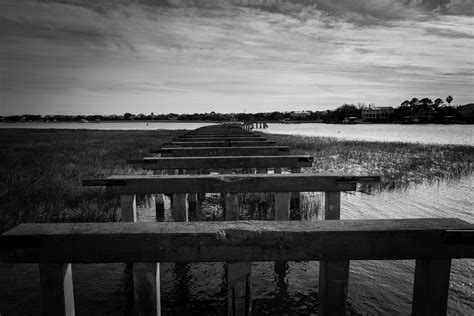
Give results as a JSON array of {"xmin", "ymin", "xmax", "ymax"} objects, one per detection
[{"xmin": 1, "ymin": 97, "xmax": 472, "ymax": 124}]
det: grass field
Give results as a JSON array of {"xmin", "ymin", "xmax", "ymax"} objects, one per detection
[{"xmin": 1, "ymin": 128, "xmax": 472, "ymax": 233}]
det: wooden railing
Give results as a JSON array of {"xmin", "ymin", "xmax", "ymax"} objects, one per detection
[
  {"xmin": 3, "ymin": 124, "xmax": 471, "ymax": 316},
  {"xmin": 1, "ymin": 219, "xmax": 472, "ymax": 315}
]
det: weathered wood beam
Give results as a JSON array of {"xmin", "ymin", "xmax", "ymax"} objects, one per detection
[
  {"xmin": 152, "ymin": 146, "xmax": 289, "ymax": 156},
  {"xmin": 128, "ymin": 155, "xmax": 313, "ymax": 170},
  {"xmin": 82, "ymin": 174, "xmax": 372, "ymax": 194},
  {"xmin": 162, "ymin": 141, "xmax": 276, "ymax": 148},
  {"xmin": 176, "ymin": 137, "xmax": 265, "ymax": 141},
  {"xmin": 2, "ymin": 219, "xmax": 472, "ymax": 263}
]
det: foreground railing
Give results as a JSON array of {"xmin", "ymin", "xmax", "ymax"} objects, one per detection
[{"xmin": 1, "ymin": 219, "xmax": 472, "ymax": 316}]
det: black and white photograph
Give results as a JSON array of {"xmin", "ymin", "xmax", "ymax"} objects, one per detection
[{"xmin": 1, "ymin": 0, "xmax": 473, "ymax": 315}]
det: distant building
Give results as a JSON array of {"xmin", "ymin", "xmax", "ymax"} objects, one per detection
[
  {"xmin": 362, "ymin": 107, "xmax": 394, "ymax": 122},
  {"xmin": 457, "ymin": 103, "xmax": 474, "ymax": 118}
]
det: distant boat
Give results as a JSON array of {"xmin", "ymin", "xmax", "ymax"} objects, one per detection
[
  {"xmin": 342, "ymin": 117, "xmax": 363, "ymax": 124},
  {"xmin": 80, "ymin": 119, "xmax": 89, "ymax": 123}
]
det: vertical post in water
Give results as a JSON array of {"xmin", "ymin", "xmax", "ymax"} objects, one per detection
[
  {"xmin": 153, "ymin": 170, "xmax": 165, "ymax": 222},
  {"xmin": 120, "ymin": 194, "xmax": 137, "ymax": 222},
  {"xmin": 121, "ymin": 194, "xmax": 159, "ymax": 315},
  {"xmin": 186, "ymin": 169, "xmax": 198, "ymax": 221},
  {"xmin": 319, "ymin": 191, "xmax": 348, "ymax": 316},
  {"xmin": 290, "ymin": 167, "xmax": 301, "ymax": 219},
  {"xmin": 39, "ymin": 263, "xmax": 75, "ymax": 316},
  {"xmin": 225, "ymin": 192, "xmax": 252, "ymax": 316},
  {"xmin": 412, "ymin": 259, "xmax": 451, "ymax": 316},
  {"xmin": 172, "ymin": 193, "xmax": 188, "ymax": 222},
  {"xmin": 273, "ymin": 167, "xmax": 290, "ymax": 275}
]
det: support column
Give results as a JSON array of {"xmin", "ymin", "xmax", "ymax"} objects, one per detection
[
  {"xmin": 319, "ymin": 191, "xmax": 349, "ymax": 316},
  {"xmin": 153, "ymin": 170, "xmax": 165, "ymax": 222},
  {"xmin": 412, "ymin": 259, "xmax": 451, "ymax": 316},
  {"xmin": 172, "ymin": 193, "xmax": 189, "ymax": 222},
  {"xmin": 120, "ymin": 194, "xmax": 137, "ymax": 223},
  {"xmin": 275, "ymin": 192, "xmax": 290, "ymax": 220},
  {"xmin": 39, "ymin": 263, "xmax": 75, "ymax": 316},
  {"xmin": 290, "ymin": 167, "xmax": 301, "ymax": 219},
  {"xmin": 186, "ymin": 169, "xmax": 198, "ymax": 221},
  {"xmin": 122, "ymin": 194, "xmax": 159, "ymax": 315},
  {"xmin": 225, "ymin": 192, "xmax": 252, "ymax": 316}
]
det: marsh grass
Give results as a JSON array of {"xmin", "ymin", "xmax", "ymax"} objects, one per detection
[
  {"xmin": 0, "ymin": 128, "xmax": 182, "ymax": 233},
  {"xmin": 265, "ymin": 134, "xmax": 473, "ymax": 191},
  {"xmin": 1, "ymin": 129, "xmax": 472, "ymax": 233}
]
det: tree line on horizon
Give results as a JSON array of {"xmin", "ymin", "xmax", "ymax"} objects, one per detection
[{"xmin": 1, "ymin": 96, "xmax": 472, "ymax": 124}]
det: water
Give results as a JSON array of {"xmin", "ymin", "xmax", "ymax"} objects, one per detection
[
  {"xmin": 264, "ymin": 123, "xmax": 474, "ymax": 146},
  {"xmin": 1, "ymin": 121, "xmax": 473, "ymax": 145},
  {"xmin": 0, "ymin": 124, "xmax": 472, "ymax": 315}
]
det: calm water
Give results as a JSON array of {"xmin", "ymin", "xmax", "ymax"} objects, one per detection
[
  {"xmin": 1, "ymin": 121, "xmax": 473, "ymax": 145},
  {"xmin": 0, "ymin": 123, "xmax": 472, "ymax": 315},
  {"xmin": 264, "ymin": 123, "xmax": 474, "ymax": 146}
]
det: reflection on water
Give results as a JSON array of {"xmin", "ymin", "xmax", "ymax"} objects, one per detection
[{"xmin": 1, "ymin": 176, "xmax": 472, "ymax": 315}]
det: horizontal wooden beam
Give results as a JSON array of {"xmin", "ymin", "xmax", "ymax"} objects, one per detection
[
  {"xmin": 82, "ymin": 174, "xmax": 379, "ymax": 194},
  {"xmin": 1, "ymin": 219, "xmax": 472, "ymax": 263},
  {"xmin": 162, "ymin": 141, "xmax": 276, "ymax": 148},
  {"xmin": 174, "ymin": 137, "xmax": 267, "ymax": 142},
  {"xmin": 127, "ymin": 155, "xmax": 314, "ymax": 169},
  {"xmin": 152, "ymin": 146, "xmax": 289, "ymax": 156}
]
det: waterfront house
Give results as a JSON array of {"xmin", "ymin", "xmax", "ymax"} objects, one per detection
[{"xmin": 362, "ymin": 107, "xmax": 394, "ymax": 122}]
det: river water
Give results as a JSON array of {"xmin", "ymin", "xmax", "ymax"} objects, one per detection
[{"xmin": 0, "ymin": 123, "xmax": 472, "ymax": 315}]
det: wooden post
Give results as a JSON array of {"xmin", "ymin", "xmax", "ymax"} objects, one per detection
[
  {"xmin": 225, "ymin": 192, "xmax": 252, "ymax": 316},
  {"xmin": 324, "ymin": 192, "xmax": 341, "ymax": 220},
  {"xmin": 153, "ymin": 170, "xmax": 165, "ymax": 222},
  {"xmin": 133, "ymin": 263, "xmax": 160, "ymax": 316},
  {"xmin": 122, "ymin": 193, "xmax": 159, "ymax": 315},
  {"xmin": 275, "ymin": 193, "xmax": 290, "ymax": 220},
  {"xmin": 412, "ymin": 259, "xmax": 451, "ymax": 316},
  {"xmin": 172, "ymin": 193, "xmax": 188, "ymax": 222},
  {"xmin": 120, "ymin": 194, "xmax": 137, "ymax": 222},
  {"xmin": 319, "ymin": 191, "xmax": 349, "ymax": 316},
  {"xmin": 225, "ymin": 193, "xmax": 239, "ymax": 221},
  {"xmin": 290, "ymin": 167, "xmax": 301, "ymax": 218},
  {"xmin": 39, "ymin": 263, "xmax": 75, "ymax": 316},
  {"xmin": 186, "ymin": 169, "xmax": 198, "ymax": 221},
  {"xmin": 319, "ymin": 260, "xmax": 350, "ymax": 316}
]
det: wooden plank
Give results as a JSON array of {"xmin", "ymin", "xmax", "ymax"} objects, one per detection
[
  {"xmin": 163, "ymin": 141, "xmax": 276, "ymax": 147},
  {"xmin": 128, "ymin": 155, "xmax": 314, "ymax": 170},
  {"xmin": 175, "ymin": 137, "xmax": 266, "ymax": 141},
  {"xmin": 2, "ymin": 219, "xmax": 472, "ymax": 263},
  {"xmin": 412, "ymin": 259, "xmax": 451, "ymax": 316},
  {"xmin": 83, "ymin": 174, "xmax": 362, "ymax": 194},
  {"xmin": 153, "ymin": 146, "xmax": 289, "ymax": 156},
  {"xmin": 39, "ymin": 263, "xmax": 75, "ymax": 316}
]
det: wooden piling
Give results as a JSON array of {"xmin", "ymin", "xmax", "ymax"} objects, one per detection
[
  {"xmin": 412, "ymin": 259, "xmax": 451, "ymax": 316},
  {"xmin": 39, "ymin": 263, "xmax": 75, "ymax": 316}
]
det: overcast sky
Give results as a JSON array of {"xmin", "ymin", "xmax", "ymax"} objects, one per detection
[{"xmin": 1, "ymin": 0, "xmax": 473, "ymax": 115}]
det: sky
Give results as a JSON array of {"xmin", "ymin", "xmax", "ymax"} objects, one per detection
[{"xmin": 1, "ymin": 0, "xmax": 473, "ymax": 115}]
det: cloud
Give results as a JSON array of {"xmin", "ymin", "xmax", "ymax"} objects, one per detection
[{"xmin": 1, "ymin": 0, "xmax": 473, "ymax": 115}]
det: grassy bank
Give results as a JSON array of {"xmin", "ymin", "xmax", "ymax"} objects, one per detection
[
  {"xmin": 266, "ymin": 133, "xmax": 473, "ymax": 191},
  {"xmin": 0, "ymin": 129, "xmax": 182, "ymax": 233},
  {"xmin": 1, "ymin": 129, "xmax": 472, "ymax": 233}
]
